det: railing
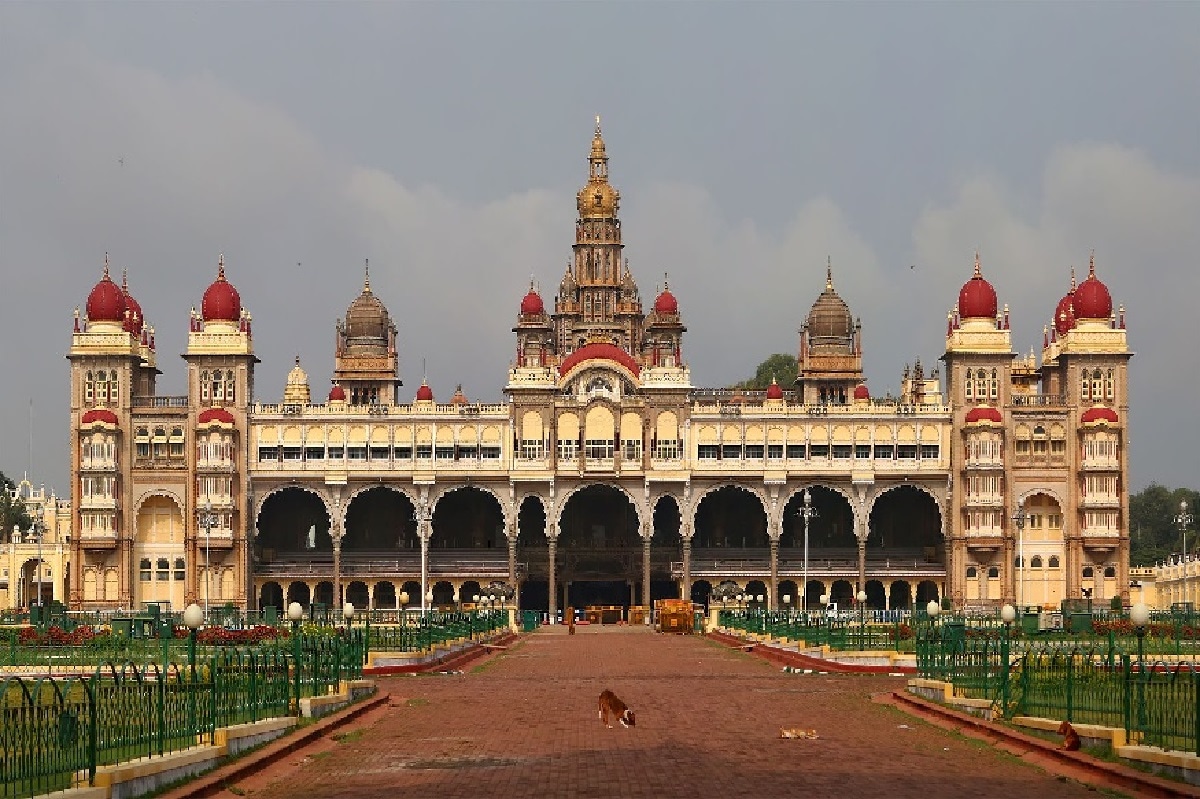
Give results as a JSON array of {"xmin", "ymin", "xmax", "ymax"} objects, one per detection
[{"xmin": 131, "ymin": 396, "xmax": 190, "ymax": 408}]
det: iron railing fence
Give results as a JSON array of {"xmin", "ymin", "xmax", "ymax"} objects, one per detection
[{"xmin": 0, "ymin": 631, "xmax": 367, "ymax": 799}]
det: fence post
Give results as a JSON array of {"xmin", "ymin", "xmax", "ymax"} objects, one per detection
[
  {"xmin": 1122, "ymin": 654, "xmax": 1132, "ymax": 743},
  {"xmin": 1194, "ymin": 668, "xmax": 1200, "ymax": 758},
  {"xmin": 1066, "ymin": 653, "xmax": 1075, "ymax": 722}
]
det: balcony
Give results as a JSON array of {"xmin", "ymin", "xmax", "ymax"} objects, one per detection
[{"xmin": 79, "ymin": 531, "xmax": 118, "ymax": 549}]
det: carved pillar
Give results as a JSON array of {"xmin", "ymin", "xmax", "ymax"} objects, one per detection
[
  {"xmin": 769, "ymin": 539, "xmax": 779, "ymax": 611},
  {"xmin": 119, "ymin": 538, "xmax": 133, "ymax": 608},
  {"xmin": 681, "ymin": 536, "xmax": 692, "ymax": 604},
  {"xmin": 507, "ymin": 535, "xmax": 517, "ymax": 586},
  {"xmin": 419, "ymin": 529, "xmax": 429, "ymax": 614},
  {"xmin": 857, "ymin": 538, "xmax": 866, "ymax": 596},
  {"xmin": 332, "ymin": 538, "xmax": 342, "ymax": 608},
  {"xmin": 642, "ymin": 536, "xmax": 651, "ymax": 618},
  {"xmin": 1003, "ymin": 536, "xmax": 1016, "ymax": 606},
  {"xmin": 548, "ymin": 537, "xmax": 558, "ymax": 621}
]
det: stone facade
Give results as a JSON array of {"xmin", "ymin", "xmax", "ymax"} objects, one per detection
[{"xmin": 65, "ymin": 121, "xmax": 1133, "ymax": 617}]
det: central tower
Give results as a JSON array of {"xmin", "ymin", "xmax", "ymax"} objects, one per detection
[{"xmin": 553, "ymin": 117, "xmax": 644, "ymax": 355}]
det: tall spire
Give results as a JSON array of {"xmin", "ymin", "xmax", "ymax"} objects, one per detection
[
  {"xmin": 578, "ymin": 116, "xmax": 618, "ymax": 220},
  {"xmin": 826, "ymin": 257, "xmax": 833, "ymax": 290},
  {"xmin": 103, "ymin": 252, "xmax": 110, "ymax": 280},
  {"xmin": 217, "ymin": 252, "xmax": 226, "ymax": 280},
  {"xmin": 1088, "ymin": 249, "xmax": 1096, "ymax": 278},
  {"xmin": 364, "ymin": 258, "xmax": 371, "ymax": 292},
  {"xmin": 121, "ymin": 266, "xmax": 128, "ymax": 291},
  {"xmin": 973, "ymin": 250, "xmax": 982, "ymax": 278},
  {"xmin": 1070, "ymin": 265, "xmax": 1077, "ymax": 291}
]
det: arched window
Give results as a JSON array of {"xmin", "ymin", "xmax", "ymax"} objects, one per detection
[
  {"xmin": 990, "ymin": 368, "xmax": 999, "ymax": 398},
  {"xmin": 966, "ymin": 566, "xmax": 978, "ymax": 578},
  {"xmin": 110, "ymin": 370, "xmax": 119, "ymax": 405},
  {"xmin": 1082, "ymin": 566, "xmax": 1094, "ymax": 578},
  {"xmin": 1081, "ymin": 367, "xmax": 1090, "ymax": 402},
  {"xmin": 1091, "ymin": 369, "xmax": 1102, "ymax": 403},
  {"xmin": 85, "ymin": 371, "xmax": 94, "ymax": 404},
  {"xmin": 1030, "ymin": 556, "xmax": 1043, "ymax": 568},
  {"xmin": 200, "ymin": 370, "xmax": 210, "ymax": 402},
  {"xmin": 1103, "ymin": 565, "xmax": 1116, "ymax": 578},
  {"xmin": 1104, "ymin": 369, "xmax": 1115, "ymax": 400},
  {"xmin": 987, "ymin": 567, "xmax": 999, "ymax": 579},
  {"xmin": 226, "ymin": 370, "xmax": 235, "ymax": 403},
  {"xmin": 139, "ymin": 558, "xmax": 152, "ymax": 581},
  {"xmin": 96, "ymin": 371, "xmax": 108, "ymax": 404},
  {"xmin": 1048, "ymin": 556, "xmax": 1060, "ymax": 568},
  {"xmin": 965, "ymin": 371, "xmax": 974, "ymax": 400},
  {"xmin": 174, "ymin": 558, "xmax": 185, "ymax": 580}
]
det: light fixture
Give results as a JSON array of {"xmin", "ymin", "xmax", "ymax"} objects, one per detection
[
  {"xmin": 856, "ymin": 590, "xmax": 867, "ymax": 603},
  {"xmin": 287, "ymin": 601, "xmax": 304, "ymax": 622},
  {"xmin": 926, "ymin": 600, "xmax": 941, "ymax": 617},
  {"xmin": 343, "ymin": 602, "xmax": 355, "ymax": 620},
  {"xmin": 183, "ymin": 603, "xmax": 204, "ymax": 629},
  {"xmin": 1000, "ymin": 604, "xmax": 1016, "ymax": 623},
  {"xmin": 1130, "ymin": 602, "xmax": 1150, "ymax": 628}
]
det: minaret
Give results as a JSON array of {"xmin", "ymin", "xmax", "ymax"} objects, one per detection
[{"xmin": 554, "ymin": 117, "xmax": 644, "ymax": 355}]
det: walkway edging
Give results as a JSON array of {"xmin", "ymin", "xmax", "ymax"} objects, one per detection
[{"xmin": 708, "ymin": 630, "xmax": 915, "ymax": 674}]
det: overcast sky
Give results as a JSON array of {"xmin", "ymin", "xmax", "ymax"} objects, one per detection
[{"xmin": 2, "ymin": 2, "xmax": 1197, "ymax": 496}]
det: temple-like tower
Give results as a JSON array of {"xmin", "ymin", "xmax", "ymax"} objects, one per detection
[
  {"xmin": 553, "ymin": 117, "xmax": 646, "ymax": 356},
  {"xmin": 796, "ymin": 263, "xmax": 864, "ymax": 404},
  {"xmin": 333, "ymin": 264, "xmax": 400, "ymax": 406}
]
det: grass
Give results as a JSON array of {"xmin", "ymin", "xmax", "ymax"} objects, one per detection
[
  {"xmin": 331, "ymin": 728, "xmax": 364, "ymax": 744},
  {"xmin": 405, "ymin": 697, "xmax": 429, "ymax": 707}
]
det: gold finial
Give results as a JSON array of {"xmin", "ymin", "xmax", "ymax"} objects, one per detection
[
  {"xmin": 973, "ymin": 250, "xmax": 981, "ymax": 278},
  {"xmin": 663, "ymin": 271, "xmax": 669, "ymax": 291},
  {"xmin": 103, "ymin": 252, "xmax": 110, "ymax": 280},
  {"xmin": 1069, "ymin": 265, "xmax": 1076, "ymax": 291},
  {"xmin": 217, "ymin": 252, "xmax": 226, "ymax": 280},
  {"xmin": 826, "ymin": 257, "xmax": 833, "ymax": 290},
  {"xmin": 595, "ymin": 115, "xmax": 602, "ymax": 136},
  {"xmin": 121, "ymin": 266, "xmax": 128, "ymax": 291},
  {"xmin": 1088, "ymin": 249, "xmax": 1096, "ymax": 278},
  {"xmin": 364, "ymin": 259, "xmax": 371, "ymax": 292},
  {"xmin": 295, "ymin": 354, "xmax": 301, "ymax": 367}
]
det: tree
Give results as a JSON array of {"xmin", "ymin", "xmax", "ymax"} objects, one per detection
[
  {"xmin": 0, "ymin": 471, "xmax": 34, "ymax": 542},
  {"xmin": 731, "ymin": 353, "xmax": 798, "ymax": 390},
  {"xmin": 1129, "ymin": 483, "xmax": 1200, "ymax": 566}
]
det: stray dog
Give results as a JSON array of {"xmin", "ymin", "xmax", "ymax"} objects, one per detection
[
  {"xmin": 1058, "ymin": 720, "xmax": 1081, "ymax": 751},
  {"xmin": 779, "ymin": 728, "xmax": 819, "ymax": 740},
  {"xmin": 598, "ymin": 689, "xmax": 635, "ymax": 728}
]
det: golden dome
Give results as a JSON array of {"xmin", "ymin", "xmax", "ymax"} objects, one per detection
[
  {"xmin": 806, "ymin": 263, "xmax": 854, "ymax": 341},
  {"xmin": 344, "ymin": 262, "xmax": 391, "ymax": 350},
  {"xmin": 577, "ymin": 116, "xmax": 620, "ymax": 221}
]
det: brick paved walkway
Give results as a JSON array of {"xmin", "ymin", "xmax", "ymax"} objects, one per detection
[{"xmin": 239, "ymin": 626, "xmax": 1105, "ymax": 798}]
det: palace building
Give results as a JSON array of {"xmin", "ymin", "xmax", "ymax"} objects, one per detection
[{"xmin": 66, "ymin": 120, "xmax": 1133, "ymax": 618}]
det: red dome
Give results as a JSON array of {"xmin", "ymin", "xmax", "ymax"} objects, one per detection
[
  {"xmin": 328, "ymin": 384, "xmax": 346, "ymax": 401},
  {"xmin": 86, "ymin": 265, "xmax": 127, "ymax": 324},
  {"xmin": 558, "ymin": 342, "xmax": 640, "ymax": 377},
  {"xmin": 81, "ymin": 408, "xmax": 119, "ymax": 426},
  {"xmin": 197, "ymin": 407, "xmax": 235, "ymax": 425},
  {"xmin": 853, "ymin": 384, "xmax": 870, "ymax": 401},
  {"xmin": 1073, "ymin": 258, "xmax": 1112, "ymax": 320},
  {"xmin": 202, "ymin": 257, "xmax": 242, "ymax": 322},
  {"xmin": 654, "ymin": 288, "xmax": 678, "ymax": 315},
  {"xmin": 958, "ymin": 255, "xmax": 997, "ymax": 319},
  {"xmin": 1081, "ymin": 406, "xmax": 1119, "ymax": 425},
  {"xmin": 520, "ymin": 289, "xmax": 544, "ymax": 316},
  {"xmin": 415, "ymin": 383, "xmax": 434, "ymax": 402},
  {"xmin": 965, "ymin": 406, "xmax": 1003, "ymax": 424},
  {"xmin": 766, "ymin": 380, "xmax": 784, "ymax": 400},
  {"xmin": 1054, "ymin": 293, "xmax": 1076, "ymax": 336}
]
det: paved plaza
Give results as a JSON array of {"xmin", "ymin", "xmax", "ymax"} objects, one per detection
[{"xmin": 235, "ymin": 627, "xmax": 1106, "ymax": 798}]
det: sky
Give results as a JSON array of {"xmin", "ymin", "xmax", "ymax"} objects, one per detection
[{"xmin": 1, "ymin": 2, "xmax": 1197, "ymax": 495}]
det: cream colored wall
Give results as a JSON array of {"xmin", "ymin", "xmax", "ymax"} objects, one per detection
[{"xmin": 1, "ymin": 485, "xmax": 72, "ymax": 612}]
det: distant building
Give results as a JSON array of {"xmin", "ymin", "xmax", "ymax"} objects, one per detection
[
  {"xmin": 66, "ymin": 120, "xmax": 1132, "ymax": 617},
  {"xmin": 1, "ymin": 480, "xmax": 71, "ymax": 611}
]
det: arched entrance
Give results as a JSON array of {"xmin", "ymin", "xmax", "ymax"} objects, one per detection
[
  {"xmin": 780, "ymin": 486, "xmax": 855, "ymax": 608},
  {"xmin": 651, "ymin": 495, "xmax": 682, "ymax": 602},
  {"xmin": 516, "ymin": 496, "xmax": 548, "ymax": 611},
  {"xmin": 557, "ymin": 485, "xmax": 641, "ymax": 609}
]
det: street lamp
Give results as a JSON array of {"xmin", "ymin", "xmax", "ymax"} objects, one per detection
[
  {"xmin": 856, "ymin": 589, "xmax": 868, "ymax": 649},
  {"xmin": 1000, "ymin": 603, "xmax": 1016, "ymax": 714},
  {"xmin": 398, "ymin": 591, "xmax": 410, "ymax": 651},
  {"xmin": 1011, "ymin": 506, "xmax": 1027, "ymax": 610},
  {"xmin": 287, "ymin": 601, "xmax": 304, "ymax": 713},
  {"xmin": 198, "ymin": 501, "xmax": 218, "ymax": 618},
  {"xmin": 183, "ymin": 603, "xmax": 204, "ymax": 733},
  {"xmin": 1176, "ymin": 500, "xmax": 1194, "ymax": 557},
  {"xmin": 32, "ymin": 517, "xmax": 45, "ymax": 611},
  {"xmin": 1130, "ymin": 602, "xmax": 1150, "ymax": 733},
  {"xmin": 796, "ymin": 489, "xmax": 819, "ymax": 610}
]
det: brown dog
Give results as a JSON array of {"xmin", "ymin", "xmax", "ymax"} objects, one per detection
[
  {"xmin": 1058, "ymin": 720, "xmax": 1081, "ymax": 751},
  {"xmin": 779, "ymin": 728, "xmax": 819, "ymax": 739},
  {"xmin": 598, "ymin": 689, "xmax": 635, "ymax": 728}
]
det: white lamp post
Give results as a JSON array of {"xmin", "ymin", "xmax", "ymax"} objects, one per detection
[
  {"xmin": 343, "ymin": 601, "xmax": 355, "ymax": 625},
  {"xmin": 198, "ymin": 500, "xmax": 218, "ymax": 618},
  {"xmin": 32, "ymin": 518, "xmax": 45, "ymax": 609},
  {"xmin": 926, "ymin": 599, "xmax": 941, "ymax": 618},
  {"xmin": 796, "ymin": 489, "xmax": 819, "ymax": 609},
  {"xmin": 1011, "ymin": 506, "xmax": 1027, "ymax": 610},
  {"xmin": 1176, "ymin": 500, "xmax": 1194, "ymax": 557}
]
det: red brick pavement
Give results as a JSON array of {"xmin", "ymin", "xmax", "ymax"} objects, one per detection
[{"xmin": 236, "ymin": 626, "xmax": 1108, "ymax": 798}]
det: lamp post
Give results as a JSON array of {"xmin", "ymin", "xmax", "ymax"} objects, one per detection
[
  {"xmin": 1000, "ymin": 603, "xmax": 1016, "ymax": 715},
  {"xmin": 399, "ymin": 590, "xmax": 410, "ymax": 651},
  {"xmin": 1130, "ymin": 602, "xmax": 1150, "ymax": 734},
  {"xmin": 32, "ymin": 517, "xmax": 45, "ymax": 612},
  {"xmin": 796, "ymin": 489, "xmax": 819, "ymax": 611},
  {"xmin": 926, "ymin": 599, "xmax": 942, "ymax": 680},
  {"xmin": 342, "ymin": 601, "xmax": 356, "ymax": 672},
  {"xmin": 287, "ymin": 601, "xmax": 304, "ymax": 714},
  {"xmin": 1176, "ymin": 500, "xmax": 1194, "ymax": 557},
  {"xmin": 1011, "ymin": 506, "xmax": 1027, "ymax": 610},
  {"xmin": 819, "ymin": 592, "xmax": 830, "ymax": 645},
  {"xmin": 183, "ymin": 603, "xmax": 204, "ymax": 734},
  {"xmin": 198, "ymin": 501, "xmax": 218, "ymax": 619},
  {"xmin": 856, "ymin": 590, "xmax": 868, "ymax": 650}
]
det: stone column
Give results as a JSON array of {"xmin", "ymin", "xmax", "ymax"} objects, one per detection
[
  {"xmin": 548, "ymin": 537, "xmax": 558, "ymax": 621},
  {"xmin": 332, "ymin": 538, "xmax": 342, "ymax": 608},
  {"xmin": 419, "ymin": 531, "xmax": 429, "ymax": 614},
  {"xmin": 119, "ymin": 538, "xmax": 133, "ymax": 608},
  {"xmin": 642, "ymin": 536, "xmax": 652, "ymax": 618},
  {"xmin": 857, "ymin": 539, "xmax": 866, "ymax": 596},
  {"xmin": 681, "ymin": 537, "xmax": 692, "ymax": 604},
  {"xmin": 1003, "ymin": 536, "xmax": 1016, "ymax": 606},
  {"xmin": 508, "ymin": 536, "xmax": 518, "ymax": 609},
  {"xmin": 769, "ymin": 539, "xmax": 779, "ymax": 611}
]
